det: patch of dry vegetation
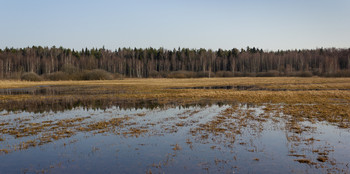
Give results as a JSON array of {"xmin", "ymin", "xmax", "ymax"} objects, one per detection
[
  {"xmin": 1, "ymin": 77, "xmax": 350, "ymax": 126},
  {"xmin": 0, "ymin": 114, "xmax": 143, "ymax": 154},
  {"xmin": 0, "ymin": 77, "xmax": 349, "ymax": 105}
]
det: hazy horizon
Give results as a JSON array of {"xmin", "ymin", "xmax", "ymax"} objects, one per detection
[{"xmin": 1, "ymin": 0, "xmax": 350, "ymax": 51}]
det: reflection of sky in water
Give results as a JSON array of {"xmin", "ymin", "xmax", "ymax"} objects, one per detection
[{"xmin": 0, "ymin": 105, "xmax": 349, "ymax": 173}]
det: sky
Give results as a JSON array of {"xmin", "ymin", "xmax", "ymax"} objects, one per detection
[{"xmin": 1, "ymin": 0, "xmax": 350, "ymax": 51}]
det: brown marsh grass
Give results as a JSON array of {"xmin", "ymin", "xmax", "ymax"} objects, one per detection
[
  {"xmin": 1, "ymin": 77, "xmax": 350, "ymax": 123},
  {"xmin": 1, "ymin": 78, "xmax": 350, "ymax": 108},
  {"xmin": 1, "ymin": 77, "xmax": 350, "ymax": 173}
]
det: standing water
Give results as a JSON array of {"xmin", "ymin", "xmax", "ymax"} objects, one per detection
[{"xmin": 0, "ymin": 103, "xmax": 349, "ymax": 173}]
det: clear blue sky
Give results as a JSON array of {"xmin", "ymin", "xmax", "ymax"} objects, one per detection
[{"xmin": 1, "ymin": 0, "xmax": 350, "ymax": 51}]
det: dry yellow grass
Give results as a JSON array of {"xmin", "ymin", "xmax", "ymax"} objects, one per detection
[
  {"xmin": 2, "ymin": 77, "xmax": 349, "ymax": 126},
  {"xmin": 1, "ymin": 77, "xmax": 350, "ymax": 88},
  {"xmin": 0, "ymin": 77, "xmax": 349, "ymax": 170},
  {"xmin": 1, "ymin": 77, "xmax": 350, "ymax": 104}
]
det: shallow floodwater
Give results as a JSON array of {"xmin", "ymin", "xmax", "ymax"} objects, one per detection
[{"xmin": 0, "ymin": 104, "xmax": 349, "ymax": 173}]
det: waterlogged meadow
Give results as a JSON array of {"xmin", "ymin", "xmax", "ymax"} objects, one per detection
[{"xmin": 0, "ymin": 78, "xmax": 350, "ymax": 173}]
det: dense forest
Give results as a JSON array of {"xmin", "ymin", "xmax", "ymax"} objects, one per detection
[{"xmin": 0, "ymin": 46, "xmax": 350, "ymax": 80}]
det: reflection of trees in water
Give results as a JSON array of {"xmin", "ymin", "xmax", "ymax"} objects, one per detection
[
  {"xmin": 0, "ymin": 97, "xmax": 234, "ymax": 113},
  {"xmin": 0, "ymin": 85, "xmax": 235, "ymax": 112},
  {"xmin": 0, "ymin": 85, "xmax": 125, "ymax": 95}
]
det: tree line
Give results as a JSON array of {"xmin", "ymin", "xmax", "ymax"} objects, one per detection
[{"xmin": 0, "ymin": 46, "xmax": 350, "ymax": 79}]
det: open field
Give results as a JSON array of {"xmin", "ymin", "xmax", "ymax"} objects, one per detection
[
  {"xmin": 1, "ymin": 77, "xmax": 350, "ymax": 103},
  {"xmin": 1, "ymin": 77, "xmax": 350, "ymax": 173},
  {"xmin": 1, "ymin": 77, "xmax": 350, "ymax": 126}
]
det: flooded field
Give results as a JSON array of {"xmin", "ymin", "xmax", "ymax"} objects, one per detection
[{"xmin": 0, "ymin": 78, "xmax": 350, "ymax": 173}]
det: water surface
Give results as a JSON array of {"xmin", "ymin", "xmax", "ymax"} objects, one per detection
[{"xmin": 1, "ymin": 103, "xmax": 349, "ymax": 173}]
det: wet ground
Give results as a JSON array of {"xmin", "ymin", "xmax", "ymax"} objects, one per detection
[
  {"xmin": 2, "ymin": 84, "xmax": 350, "ymax": 97},
  {"xmin": 0, "ymin": 85, "xmax": 124, "ymax": 95},
  {"xmin": 1, "ymin": 103, "xmax": 349, "ymax": 173},
  {"xmin": 171, "ymin": 85, "xmax": 350, "ymax": 91}
]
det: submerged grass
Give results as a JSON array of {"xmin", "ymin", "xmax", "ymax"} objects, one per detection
[
  {"xmin": 0, "ymin": 80, "xmax": 349, "ymax": 173},
  {"xmin": 1, "ymin": 78, "xmax": 350, "ymax": 154},
  {"xmin": 1, "ymin": 77, "xmax": 350, "ymax": 126}
]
